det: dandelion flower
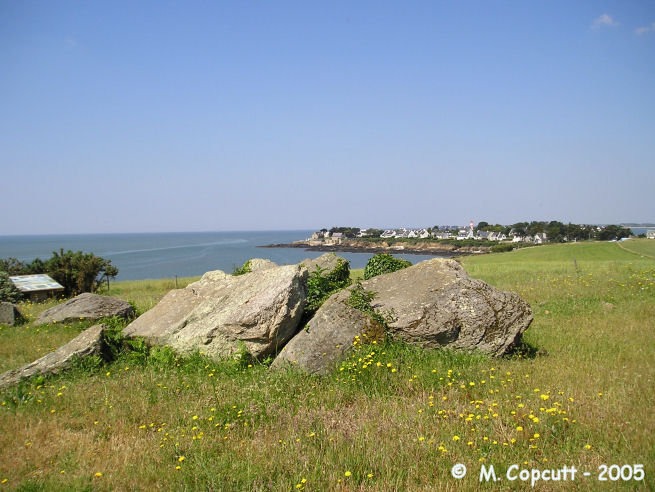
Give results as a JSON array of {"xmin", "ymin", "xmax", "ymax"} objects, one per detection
[{"xmin": 344, "ymin": 471, "xmax": 352, "ymax": 477}]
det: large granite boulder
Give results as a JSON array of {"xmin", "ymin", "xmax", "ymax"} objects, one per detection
[
  {"xmin": 270, "ymin": 288, "xmax": 381, "ymax": 374},
  {"xmin": 0, "ymin": 324, "xmax": 106, "ymax": 389},
  {"xmin": 273, "ymin": 258, "xmax": 532, "ymax": 374},
  {"xmin": 0, "ymin": 302, "xmax": 21, "ymax": 326},
  {"xmin": 123, "ymin": 264, "xmax": 308, "ymax": 359},
  {"xmin": 247, "ymin": 258, "xmax": 278, "ymax": 273},
  {"xmin": 300, "ymin": 253, "xmax": 348, "ymax": 275},
  {"xmin": 36, "ymin": 293, "xmax": 134, "ymax": 324}
]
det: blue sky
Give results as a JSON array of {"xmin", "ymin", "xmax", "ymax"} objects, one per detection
[{"xmin": 1, "ymin": 1, "xmax": 654, "ymax": 234}]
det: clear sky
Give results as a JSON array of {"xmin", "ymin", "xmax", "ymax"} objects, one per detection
[{"xmin": 1, "ymin": 1, "xmax": 654, "ymax": 234}]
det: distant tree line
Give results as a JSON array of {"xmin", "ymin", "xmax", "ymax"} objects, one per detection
[
  {"xmin": 0, "ymin": 249, "xmax": 119, "ymax": 298},
  {"xmin": 325, "ymin": 221, "xmax": 633, "ymax": 242},
  {"xmin": 472, "ymin": 221, "xmax": 632, "ymax": 242},
  {"xmin": 329, "ymin": 227, "xmax": 361, "ymax": 238}
]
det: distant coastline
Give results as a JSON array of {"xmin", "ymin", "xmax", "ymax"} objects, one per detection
[{"xmin": 259, "ymin": 239, "xmax": 488, "ymax": 257}]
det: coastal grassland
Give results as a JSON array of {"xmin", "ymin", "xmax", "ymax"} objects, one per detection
[
  {"xmin": 0, "ymin": 277, "xmax": 202, "ymax": 374},
  {"xmin": 617, "ymin": 238, "xmax": 655, "ymax": 259},
  {"xmin": 350, "ymin": 268, "xmax": 364, "ymax": 282},
  {"xmin": 0, "ymin": 242, "xmax": 653, "ymax": 491},
  {"xmin": 97, "ymin": 276, "xmax": 201, "ymax": 315}
]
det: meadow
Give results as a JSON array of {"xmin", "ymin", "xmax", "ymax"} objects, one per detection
[{"xmin": 0, "ymin": 240, "xmax": 653, "ymax": 491}]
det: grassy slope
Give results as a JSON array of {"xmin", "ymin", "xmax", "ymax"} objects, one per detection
[
  {"xmin": 0, "ymin": 242, "xmax": 653, "ymax": 491},
  {"xmin": 618, "ymin": 238, "xmax": 655, "ymax": 259}
]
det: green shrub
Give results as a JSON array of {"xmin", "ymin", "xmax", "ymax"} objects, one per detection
[
  {"xmin": 70, "ymin": 354, "xmax": 104, "ymax": 374},
  {"xmin": 346, "ymin": 282, "xmax": 394, "ymax": 332},
  {"xmin": 305, "ymin": 258, "xmax": 351, "ymax": 314},
  {"xmin": 491, "ymin": 243, "xmax": 514, "ymax": 253},
  {"xmin": 363, "ymin": 254, "xmax": 412, "ymax": 280},
  {"xmin": 232, "ymin": 260, "xmax": 252, "ymax": 276},
  {"xmin": 0, "ymin": 271, "xmax": 22, "ymax": 303},
  {"xmin": 1, "ymin": 249, "xmax": 118, "ymax": 297},
  {"xmin": 148, "ymin": 345, "xmax": 178, "ymax": 367}
]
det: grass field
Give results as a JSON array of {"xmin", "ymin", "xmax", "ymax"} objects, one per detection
[
  {"xmin": 0, "ymin": 241, "xmax": 653, "ymax": 490},
  {"xmin": 618, "ymin": 238, "xmax": 655, "ymax": 259}
]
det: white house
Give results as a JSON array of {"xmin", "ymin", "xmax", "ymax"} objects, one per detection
[
  {"xmin": 487, "ymin": 232, "xmax": 507, "ymax": 241},
  {"xmin": 457, "ymin": 229, "xmax": 473, "ymax": 240},
  {"xmin": 533, "ymin": 233, "xmax": 547, "ymax": 244},
  {"xmin": 380, "ymin": 230, "xmax": 396, "ymax": 239}
]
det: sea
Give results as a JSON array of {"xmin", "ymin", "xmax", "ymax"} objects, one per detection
[{"xmin": 0, "ymin": 231, "xmax": 445, "ymax": 281}]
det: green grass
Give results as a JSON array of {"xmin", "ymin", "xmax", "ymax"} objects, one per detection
[
  {"xmin": 97, "ymin": 275, "xmax": 200, "ymax": 315},
  {"xmin": 0, "ymin": 242, "xmax": 653, "ymax": 491},
  {"xmin": 350, "ymin": 268, "xmax": 364, "ymax": 282},
  {"xmin": 618, "ymin": 238, "xmax": 655, "ymax": 258}
]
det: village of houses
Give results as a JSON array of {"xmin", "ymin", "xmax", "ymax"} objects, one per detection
[{"xmin": 308, "ymin": 224, "xmax": 548, "ymax": 245}]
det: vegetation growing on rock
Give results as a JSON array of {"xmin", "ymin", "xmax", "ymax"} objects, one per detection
[
  {"xmin": 231, "ymin": 260, "xmax": 252, "ymax": 276},
  {"xmin": 305, "ymin": 258, "xmax": 351, "ymax": 315},
  {"xmin": 363, "ymin": 253, "xmax": 412, "ymax": 279},
  {"xmin": 345, "ymin": 282, "xmax": 391, "ymax": 332}
]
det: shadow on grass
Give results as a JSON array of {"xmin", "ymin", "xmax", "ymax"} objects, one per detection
[{"xmin": 507, "ymin": 339, "xmax": 547, "ymax": 359}]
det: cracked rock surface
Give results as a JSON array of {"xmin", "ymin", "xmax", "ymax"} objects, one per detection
[
  {"xmin": 274, "ymin": 258, "xmax": 532, "ymax": 374},
  {"xmin": 123, "ymin": 264, "xmax": 307, "ymax": 360},
  {"xmin": 363, "ymin": 259, "xmax": 532, "ymax": 356}
]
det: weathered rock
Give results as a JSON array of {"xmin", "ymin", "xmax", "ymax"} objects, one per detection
[
  {"xmin": 274, "ymin": 258, "xmax": 532, "ymax": 374},
  {"xmin": 300, "ymin": 253, "xmax": 348, "ymax": 275},
  {"xmin": 247, "ymin": 258, "xmax": 278, "ymax": 272},
  {"xmin": 36, "ymin": 293, "xmax": 134, "ymax": 324},
  {"xmin": 0, "ymin": 324, "xmax": 105, "ymax": 388},
  {"xmin": 365, "ymin": 259, "xmax": 532, "ymax": 354},
  {"xmin": 123, "ymin": 265, "xmax": 307, "ymax": 359},
  {"xmin": 271, "ymin": 289, "xmax": 379, "ymax": 374},
  {"xmin": 0, "ymin": 302, "xmax": 21, "ymax": 326}
]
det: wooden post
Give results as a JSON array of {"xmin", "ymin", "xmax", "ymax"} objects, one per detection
[
  {"xmin": 573, "ymin": 259, "xmax": 578, "ymax": 274},
  {"xmin": 175, "ymin": 275, "xmax": 178, "ymax": 288}
]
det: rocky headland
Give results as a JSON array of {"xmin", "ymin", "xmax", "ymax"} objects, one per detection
[{"xmin": 260, "ymin": 239, "xmax": 490, "ymax": 256}]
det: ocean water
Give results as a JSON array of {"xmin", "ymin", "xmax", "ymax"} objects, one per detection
[{"xmin": 0, "ymin": 231, "xmax": 446, "ymax": 281}]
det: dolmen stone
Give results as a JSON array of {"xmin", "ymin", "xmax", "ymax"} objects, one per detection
[
  {"xmin": 247, "ymin": 258, "xmax": 278, "ymax": 273},
  {"xmin": 0, "ymin": 324, "xmax": 106, "ymax": 389},
  {"xmin": 36, "ymin": 293, "xmax": 134, "ymax": 324},
  {"xmin": 123, "ymin": 264, "xmax": 308, "ymax": 360},
  {"xmin": 273, "ymin": 258, "xmax": 532, "ymax": 374},
  {"xmin": 0, "ymin": 302, "xmax": 21, "ymax": 326},
  {"xmin": 270, "ymin": 288, "xmax": 379, "ymax": 374},
  {"xmin": 300, "ymin": 253, "xmax": 347, "ymax": 275}
]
